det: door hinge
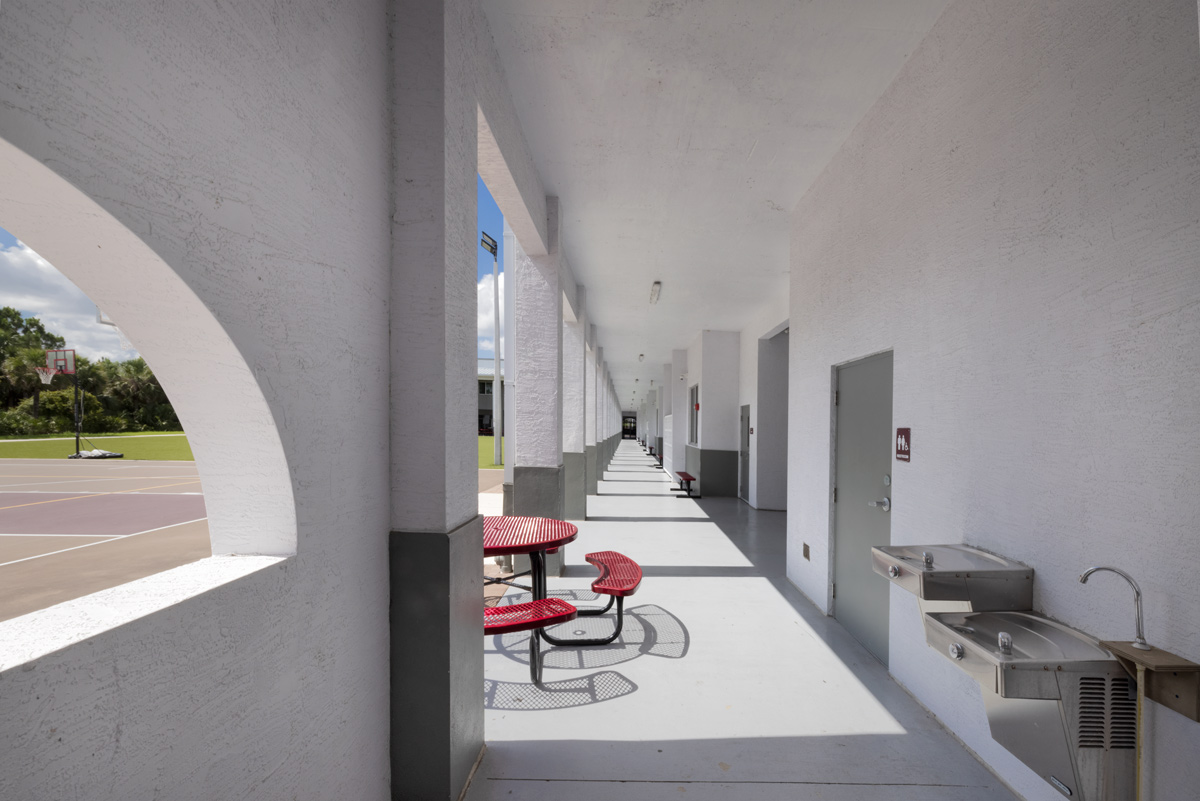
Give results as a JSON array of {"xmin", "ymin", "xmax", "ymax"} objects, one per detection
[{"xmin": 833, "ymin": 487, "xmax": 837, "ymax": 503}]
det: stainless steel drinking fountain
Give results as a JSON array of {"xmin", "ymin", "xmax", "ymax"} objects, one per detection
[
  {"xmin": 870, "ymin": 544, "xmax": 1033, "ymax": 611},
  {"xmin": 925, "ymin": 611, "xmax": 1134, "ymax": 800},
  {"xmin": 872, "ymin": 545, "xmax": 1134, "ymax": 799}
]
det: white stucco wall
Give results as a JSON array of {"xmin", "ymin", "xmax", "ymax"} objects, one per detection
[
  {"xmin": 670, "ymin": 349, "xmax": 689, "ymax": 463},
  {"xmin": 737, "ymin": 297, "xmax": 789, "ymax": 508},
  {"xmin": 686, "ymin": 337, "xmax": 703, "ymax": 446},
  {"xmin": 0, "ymin": 0, "xmax": 393, "ymax": 797},
  {"xmin": 787, "ymin": 1, "xmax": 1200, "ymax": 798},
  {"xmin": 514, "ymin": 199, "xmax": 564, "ymax": 467},
  {"xmin": 585, "ymin": 345, "xmax": 597, "ymax": 448},
  {"xmin": 755, "ymin": 332, "xmax": 789, "ymax": 510},
  {"xmin": 563, "ymin": 318, "xmax": 585, "ymax": 454},
  {"xmin": 697, "ymin": 331, "xmax": 741, "ymax": 452}
]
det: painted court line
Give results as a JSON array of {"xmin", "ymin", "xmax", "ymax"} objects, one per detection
[
  {"xmin": 0, "ymin": 517, "xmax": 209, "ymax": 567},
  {"xmin": 0, "ymin": 489, "xmax": 202, "ymax": 496},
  {"xmin": 0, "ymin": 480, "xmax": 203, "ymax": 512},
  {"xmin": 0, "ymin": 474, "xmax": 198, "ymax": 479},
  {"xmin": 0, "ymin": 478, "xmax": 197, "ymax": 490}
]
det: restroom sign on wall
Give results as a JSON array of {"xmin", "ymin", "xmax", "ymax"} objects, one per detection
[{"xmin": 896, "ymin": 428, "xmax": 911, "ymax": 462}]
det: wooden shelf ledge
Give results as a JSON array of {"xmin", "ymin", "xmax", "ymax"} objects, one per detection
[{"xmin": 1103, "ymin": 640, "xmax": 1200, "ymax": 722}]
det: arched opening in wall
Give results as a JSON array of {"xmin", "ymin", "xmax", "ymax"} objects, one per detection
[
  {"xmin": 0, "ymin": 139, "xmax": 295, "ymax": 624},
  {"xmin": 0, "ymin": 225, "xmax": 212, "ymax": 621}
]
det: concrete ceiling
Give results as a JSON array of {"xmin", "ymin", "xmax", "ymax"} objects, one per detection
[{"xmin": 483, "ymin": 0, "xmax": 950, "ymax": 408}]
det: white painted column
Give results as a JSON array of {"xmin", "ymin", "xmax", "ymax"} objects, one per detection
[
  {"xmin": 561, "ymin": 285, "xmax": 586, "ymax": 519},
  {"xmin": 595, "ymin": 348, "xmax": 607, "ymax": 475},
  {"xmin": 512, "ymin": 196, "xmax": 564, "ymax": 521},
  {"xmin": 661, "ymin": 362, "xmax": 674, "ymax": 473},
  {"xmin": 671, "ymin": 348, "xmax": 688, "ymax": 476},
  {"xmin": 585, "ymin": 340, "xmax": 598, "ymax": 494},
  {"xmin": 389, "ymin": 1, "xmax": 481, "ymax": 795}
]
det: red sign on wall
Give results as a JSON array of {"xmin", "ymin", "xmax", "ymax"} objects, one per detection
[{"xmin": 896, "ymin": 428, "xmax": 911, "ymax": 462}]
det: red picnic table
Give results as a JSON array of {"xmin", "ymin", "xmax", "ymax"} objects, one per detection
[
  {"xmin": 483, "ymin": 515, "xmax": 578, "ymax": 601},
  {"xmin": 482, "ymin": 516, "xmax": 645, "ymax": 683},
  {"xmin": 483, "ymin": 515, "xmax": 579, "ymax": 683}
]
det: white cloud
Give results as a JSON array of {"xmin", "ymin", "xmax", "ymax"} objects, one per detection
[
  {"xmin": 477, "ymin": 272, "xmax": 505, "ymax": 354},
  {"xmin": 0, "ymin": 241, "xmax": 139, "ymax": 362}
]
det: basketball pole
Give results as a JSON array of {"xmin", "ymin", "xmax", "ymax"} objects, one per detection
[{"xmin": 72, "ymin": 369, "xmax": 81, "ymax": 457}]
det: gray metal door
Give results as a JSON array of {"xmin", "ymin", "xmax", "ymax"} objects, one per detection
[
  {"xmin": 739, "ymin": 405, "xmax": 750, "ymax": 501},
  {"xmin": 833, "ymin": 351, "xmax": 893, "ymax": 664}
]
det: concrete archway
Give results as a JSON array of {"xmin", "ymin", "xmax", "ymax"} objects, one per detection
[{"xmin": 0, "ymin": 140, "xmax": 296, "ymax": 556}]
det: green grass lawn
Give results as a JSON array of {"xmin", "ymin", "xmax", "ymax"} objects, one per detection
[
  {"xmin": 0, "ymin": 432, "xmax": 195, "ymax": 461},
  {"xmin": 478, "ymin": 436, "xmax": 505, "ymax": 469}
]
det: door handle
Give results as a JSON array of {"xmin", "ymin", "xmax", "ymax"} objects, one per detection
[{"xmin": 868, "ymin": 497, "xmax": 891, "ymax": 512}]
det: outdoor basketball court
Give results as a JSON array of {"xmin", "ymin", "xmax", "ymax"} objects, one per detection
[{"xmin": 0, "ymin": 458, "xmax": 210, "ymax": 622}]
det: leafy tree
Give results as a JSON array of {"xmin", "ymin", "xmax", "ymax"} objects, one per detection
[
  {"xmin": 2, "ymin": 347, "xmax": 54, "ymax": 417},
  {"xmin": 0, "ymin": 311, "xmax": 180, "ymax": 433},
  {"xmin": 0, "ymin": 306, "xmax": 65, "ymax": 360}
]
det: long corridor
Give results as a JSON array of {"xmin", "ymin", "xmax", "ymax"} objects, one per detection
[{"xmin": 470, "ymin": 441, "xmax": 1017, "ymax": 800}]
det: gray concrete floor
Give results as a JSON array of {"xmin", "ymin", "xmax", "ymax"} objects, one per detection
[{"xmin": 469, "ymin": 441, "xmax": 1016, "ymax": 800}]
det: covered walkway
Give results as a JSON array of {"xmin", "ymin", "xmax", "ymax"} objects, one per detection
[{"xmin": 471, "ymin": 442, "xmax": 1015, "ymax": 800}]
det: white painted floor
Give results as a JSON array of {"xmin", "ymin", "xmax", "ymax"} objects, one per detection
[{"xmin": 468, "ymin": 441, "xmax": 1017, "ymax": 800}]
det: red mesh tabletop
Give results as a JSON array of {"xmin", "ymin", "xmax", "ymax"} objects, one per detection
[
  {"xmin": 483, "ymin": 598, "xmax": 577, "ymax": 635},
  {"xmin": 586, "ymin": 551, "xmax": 643, "ymax": 597},
  {"xmin": 483, "ymin": 516, "xmax": 578, "ymax": 556}
]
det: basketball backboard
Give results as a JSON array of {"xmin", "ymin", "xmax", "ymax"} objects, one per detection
[{"xmin": 46, "ymin": 348, "xmax": 76, "ymax": 374}]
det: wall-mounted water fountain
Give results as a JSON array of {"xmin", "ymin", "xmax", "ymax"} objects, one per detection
[{"xmin": 873, "ymin": 544, "xmax": 1135, "ymax": 800}]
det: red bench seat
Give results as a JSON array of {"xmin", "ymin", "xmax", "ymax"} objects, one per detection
[
  {"xmin": 586, "ymin": 550, "xmax": 642, "ymax": 597},
  {"xmin": 671, "ymin": 471, "xmax": 699, "ymax": 498},
  {"xmin": 542, "ymin": 551, "xmax": 642, "ymax": 647},
  {"xmin": 484, "ymin": 598, "xmax": 577, "ymax": 684},
  {"xmin": 484, "ymin": 597, "xmax": 577, "ymax": 635}
]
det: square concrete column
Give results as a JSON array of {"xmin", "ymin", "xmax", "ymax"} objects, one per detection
[
  {"xmin": 512, "ymin": 196, "xmax": 565, "ymax": 526},
  {"xmin": 562, "ymin": 291, "xmax": 586, "ymax": 519},
  {"xmin": 600, "ymin": 361, "xmax": 612, "ymax": 467},
  {"xmin": 389, "ymin": 2, "xmax": 482, "ymax": 797},
  {"xmin": 671, "ymin": 349, "xmax": 689, "ymax": 477},
  {"xmin": 655, "ymin": 384, "xmax": 664, "ymax": 465},
  {"xmin": 585, "ymin": 340, "xmax": 598, "ymax": 495}
]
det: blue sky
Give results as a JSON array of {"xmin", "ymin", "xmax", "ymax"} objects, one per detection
[
  {"xmin": 0, "ymin": 224, "xmax": 137, "ymax": 360},
  {"xmin": 476, "ymin": 175, "xmax": 506, "ymax": 359}
]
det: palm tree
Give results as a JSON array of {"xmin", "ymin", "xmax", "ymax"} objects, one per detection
[{"xmin": 2, "ymin": 347, "xmax": 54, "ymax": 417}]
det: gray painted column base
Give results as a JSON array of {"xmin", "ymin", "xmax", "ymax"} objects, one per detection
[
  {"xmin": 562, "ymin": 451, "xmax": 586, "ymax": 520},
  {"xmin": 513, "ymin": 465, "xmax": 566, "ymax": 576},
  {"xmin": 389, "ymin": 516, "xmax": 483, "ymax": 801},
  {"xmin": 655, "ymin": 437, "xmax": 663, "ymax": 466},
  {"xmin": 584, "ymin": 445, "xmax": 598, "ymax": 495},
  {"xmin": 684, "ymin": 446, "xmax": 739, "ymax": 497},
  {"xmin": 502, "ymin": 483, "xmax": 514, "ymax": 515}
]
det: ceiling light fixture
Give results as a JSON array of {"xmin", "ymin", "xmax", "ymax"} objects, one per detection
[
  {"xmin": 638, "ymin": 353, "xmax": 645, "ymax": 362},
  {"xmin": 649, "ymin": 281, "xmax": 661, "ymax": 305}
]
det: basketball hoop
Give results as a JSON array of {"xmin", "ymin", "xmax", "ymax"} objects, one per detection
[{"xmin": 36, "ymin": 366, "xmax": 57, "ymax": 385}]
